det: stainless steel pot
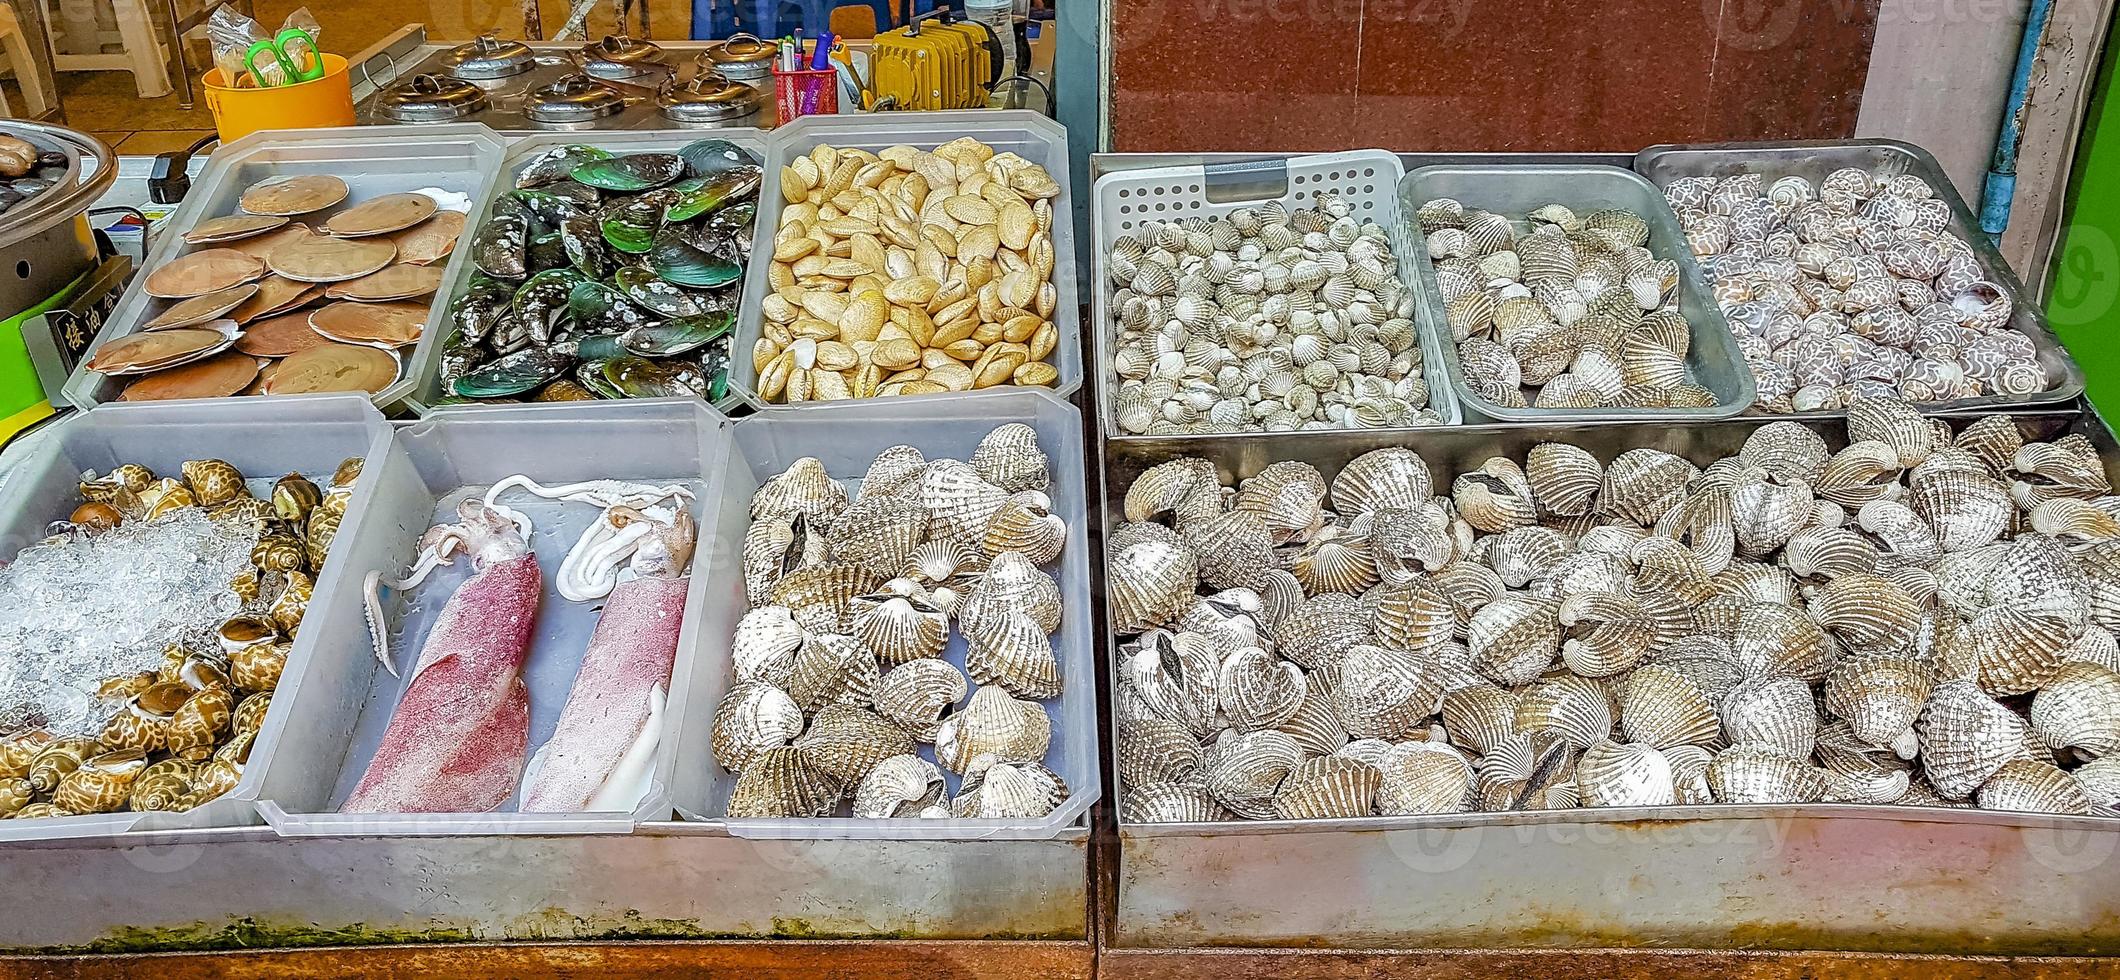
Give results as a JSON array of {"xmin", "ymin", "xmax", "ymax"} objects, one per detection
[{"xmin": 0, "ymin": 121, "xmax": 114, "ymax": 322}]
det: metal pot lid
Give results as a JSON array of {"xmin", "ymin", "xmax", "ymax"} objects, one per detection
[
  {"xmin": 440, "ymin": 33, "xmax": 535, "ymax": 79},
  {"xmin": 579, "ymin": 34, "xmax": 665, "ymax": 79},
  {"xmin": 706, "ymin": 32, "xmax": 776, "ymax": 65},
  {"xmin": 0, "ymin": 121, "xmax": 111, "ymax": 253},
  {"xmin": 658, "ymin": 70, "xmax": 760, "ymax": 122},
  {"xmin": 376, "ymin": 73, "xmax": 491, "ymax": 122},
  {"xmin": 525, "ymin": 74, "xmax": 626, "ymax": 123}
]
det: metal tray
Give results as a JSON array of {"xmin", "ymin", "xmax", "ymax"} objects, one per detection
[
  {"xmin": 1400, "ymin": 164, "xmax": 1756, "ymax": 423},
  {"xmin": 668, "ymin": 388, "xmax": 1101, "ymax": 839},
  {"xmin": 254, "ymin": 399, "xmax": 730, "ymax": 836},
  {"xmin": 59, "ymin": 124, "xmax": 509, "ymax": 416},
  {"xmin": 405, "ymin": 128, "xmax": 770, "ymax": 416},
  {"xmin": 1090, "ymin": 151, "xmax": 1463, "ymax": 442},
  {"xmin": 1100, "ymin": 404, "xmax": 2120, "ymax": 950},
  {"xmin": 727, "ymin": 110, "xmax": 1083, "ymax": 409},
  {"xmin": 1634, "ymin": 138, "xmax": 2088, "ymax": 416},
  {"xmin": 0, "ymin": 394, "xmax": 394, "ymax": 842}
]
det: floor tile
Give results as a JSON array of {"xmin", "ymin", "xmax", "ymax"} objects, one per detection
[{"xmin": 117, "ymin": 129, "xmax": 216, "ymax": 154}]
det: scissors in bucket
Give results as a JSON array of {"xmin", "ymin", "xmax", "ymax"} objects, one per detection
[{"xmin": 244, "ymin": 27, "xmax": 325, "ymax": 87}]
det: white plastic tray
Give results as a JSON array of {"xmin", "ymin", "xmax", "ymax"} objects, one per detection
[
  {"xmin": 254, "ymin": 399, "xmax": 730, "ymax": 836},
  {"xmin": 669, "ymin": 388, "xmax": 1100, "ymax": 839},
  {"xmin": 0, "ymin": 394, "xmax": 394, "ymax": 842},
  {"xmin": 1089, "ymin": 149, "xmax": 1464, "ymax": 437}
]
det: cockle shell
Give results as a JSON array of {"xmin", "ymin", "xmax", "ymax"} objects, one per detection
[
  {"xmin": 1123, "ymin": 781, "xmax": 1234, "ymax": 822},
  {"xmin": 1955, "ymin": 415, "xmax": 2023, "ymax": 476},
  {"xmin": 1783, "ymin": 525, "xmax": 1880, "ymax": 580},
  {"xmin": 1740, "ymin": 421, "xmax": 1831, "ymax": 485},
  {"xmin": 1487, "ymin": 526, "xmax": 1573, "ymax": 589},
  {"xmin": 1468, "ymin": 595, "xmax": 1561, "ymax": 686},
  {"xmin": 1332, "ymin": 644, "xmax": 1443, "ymax": 739},
  {"xmin": 1809, "ymin": 571, "xmax": 1923, "ymax": 654},
  {"xmin": 1514, "ymin": 674, "xmax": 1614, "ymax": 749},
  {"xmin": 961, "ymin": 551, "xmax": 1064, "ymax": 635},
  {"xmin": 1846, "ymin": 394, "xmax": 1935, "ymax": 467},
  {"xmin": 852, "ymin": 754, "xmax": 947, "ymax": 818},
  {"xmin": 965, "ymin": 611, "xmax": 1062, "ymax": 699},
  {"xmin": 711, "ymin": 680, "xmax": 804, "ymax": 773},
  {"xmin": 1600, "ymin": 449, "xmax": 1698, "ymax": 526},
  {"xmin": 1276, "ymin": 682, "xmax": 1350, "ymax": 756},
  {"xmin": 1918, "ymin": 680, "xmax": 2033, "ymax": 798},
  {"xmin": 1374, "ymin": 740, "xmax": 1474, "ymax": 814},
  {"xmin": 1825, "ymin": 647, "xmax": 1933, "ymax": 753},
  {"xmin": 1814, "ymin": 442, "xmax": 1903, "ymax": 508},
  {"xmin": 1976, "ymin": 758, "xmax": 2091, "ymax": 815},
  {"xmin": 1182, "ymin": 509, "xmax": 1274, "ymax": 591},
  {"xmin": 825, "ymin": 496, "xmax": 927, "ymax": 578},
  {"xmin": 1117, "ymin": 717, "xmax": 1202, "ymax": 786},
  {"xmin": 936, "ymin": 686, "xmax": 1051, "ymax": 774},
  {"xmin": 1286, "ymin": 524, "xmax": 1378, "ymax": 596},
  {"xmin": 793, "ymin": 704, "xmax": 915, "ymax": 785},
  {"xmin": 1732, "ymin": 602, "xmax": 1834, "ymax": 681},
  {"xmin": 1576, "ymin": 739, "xmax": 1677, "ymax": 807},
  {"xmin": 920, "ymin": 459, "xmax": 1011, "ymax": 548},
  {"xmin": 2030, "ymin": 661, "xmax": 2120, "ymax": 759},
  {"xmin": 1908, "ymin": 470, "xmax": 2013, "ymax": 553},
  {"xmin": 2011, "ymin": 442, "xmax": 2111, "ymax": 511},
  {"xmin": 1706, "ymin": 744, "xmax": 1829, "ymax": 803},
  {"xmin": 770, "ymin": 563, "xmax": 882, "ymax": 635},
  {"xmin": 725, "ymin": 746, "xmax": 844, "ymax": 817},
  {"xmin": 1109, "ymin": 538, "xmax": 1198, "ymax": 634},
  {"xmin": 1730, "ymin": 476, "xmax": 1812, "ymax": 557},
  {"xmin": 1619, "ymin": 663, "xmax": 1721, "ymax": 748},
  {"xmin": 1203, "ymin": 728, "xmax": 1304, "ymax": 819},
  {"xmin": 1720, "ymin": 676, "xmax": 1819, "ymax": 758},
  {"xmin": 1272, "ymin": 755, "xmax": 1381, "ymax": 819},
  {"xmin": 1526, "ymin": 442, "xmax": 1603, "ymax": 517},
  {"xmin": 1558, "ymin": 591, "xmax": 1654, "ymax": 677},
  {"xmin": 742, "ymin": 517, "xmax": 799, "ymax": 605},
  {"xmin": 751, "ymin": 457, "xmax": 848, "ymax": 526},
  {"xmin": 970, "ymin": 423, "xmax": 1050, "ymax": 493},
  {"xmin": 858, "ymin": 445, "xmax": 927, "ymax": 501},
  {"xmin": 1270, "ymin": 594, "xmax": 1373, "ymax": 672},
  {"xmin": 852, "ymin": 592, "xmax": 949, "ymax": 668},
  {"xmin": 1454, "ymin": 459, "xmax": 1538, "ymax": 533},
  {"xmin": 1331, "ymin": 447, "xmax": 1433, "ymax": 515},
  {"xmin": 1233, "ymin": 461, "xmax": 1328, "ymax": 542},
  {"xmin": 51, "ymin": 748, "xmax": 148, "ymax": 814},
  {"xmin": 983, "ymin": 491, "xmax": 1068, "ymax": 565},
  {"xmin": 952, "ymin": 762, "xmax": 1069, "ymax": 818},
  {"xmin": 1125, "ymin": 457, "xmax": 1220, "ymax": 523},
  {"xmin": 783, "ymin": 632, "xmax": 879, "ymax": 712},
  {"xmin": 873, "ymin": 659, "xmax": 967, "ymax": 742},
  {"xmin": 732, "ymin": 605, "xmax": 807, "ymax": 687},
  {"xmin": 1123, "ymin": 630, "xmax": 1220, "ymax": 736},
  {"xmin": 1217, "ymin": 647, "xmax": 1306, "ymax": 732},
  {"xmin": 1368, "ymin": 580, "xmax": 1456, "ymax": 654},
  {"xmin": 1430, "ymin": 561, "xmax": 1506, "ymax": 630},
  {"xmin": 2075, "ymin": 756, "xmax": 2120, "ymax": 814},
  {"xmin": 2030, "ymin": 497, "xmax": 2120, "ymax": 543}
]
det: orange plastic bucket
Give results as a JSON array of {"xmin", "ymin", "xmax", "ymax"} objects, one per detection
[{"xmin": 202, "ymin": 52, "xmax": 357, "ymax": 143}]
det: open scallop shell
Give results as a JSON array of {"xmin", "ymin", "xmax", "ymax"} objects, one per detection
[{"xmin": 240, "ymin": 174, "xmax": 349, "ymax": 215}]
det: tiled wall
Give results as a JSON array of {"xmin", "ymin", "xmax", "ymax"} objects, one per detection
[{"xmin": 1109, "ymin": 0, "xmax": 1882, "ymax": 151}]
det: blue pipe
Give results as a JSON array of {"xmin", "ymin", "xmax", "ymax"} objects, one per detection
[{"xmin": 1980, "ymin": 0, "xmax": 2056, "ymax": 244}]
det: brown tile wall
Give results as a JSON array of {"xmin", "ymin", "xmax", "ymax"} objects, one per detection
[{"xmin": 1109, "ymin": 0, "xmax": 1882, "ymax": 152}]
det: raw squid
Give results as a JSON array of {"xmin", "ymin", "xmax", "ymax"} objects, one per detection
[
  {"xmin": 520, "ymin": 504, "xmax": 698, "ymax": 812},
  {"xmin": 343, "ymin": 500, "xmax": 540, "ymax": 814}
]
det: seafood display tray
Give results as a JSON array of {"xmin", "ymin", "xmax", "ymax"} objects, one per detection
[
  {"xmin": 1400, "ymin": 164, "xmax": 1756, "ymax": 423},
  {"xmin": 670, "ymin": 388, "xmax": 1100, "ymax": 839},
  {"xmin": 1634, "ymin": 138, "xmax": 2088, "ymax": 416},
  {"xmin": 408, "ymin": 128, "xmax": 771, "ymax": 415},
  {"xmin": 0, "ymin": 395, "xmax": 394, "ymax": 842},
  {"xmin": 1099, "ymin": 404, "xmax": 2120, "ymax": 949},
  {"xmin": 254, "ymin": 399, "xmax": 727, "ymax": 836},
  {"xmin": 58, "ymin": 124, "xmax": 509, "ymax": 415},
  {"xmin": 1091, "ymin": 150, "xmax": 1465, "ymax": 438},
  {"xmin": 728, "ymin": 110, "xmax": 1085, "ymax": 409}
]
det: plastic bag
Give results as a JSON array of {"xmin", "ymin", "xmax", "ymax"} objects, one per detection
[{"xmin": 207, "ymin": 5, "xmax": 325, "ymax": 87}]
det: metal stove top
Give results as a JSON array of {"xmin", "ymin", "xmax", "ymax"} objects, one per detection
[{"xmin": 349, "ymin": 27, "xmax": 779, "ymax": 132}]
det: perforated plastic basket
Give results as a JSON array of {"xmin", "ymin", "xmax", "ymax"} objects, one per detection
[{"xmin": 1090, "ymin": 149, "xmax": 1462, "ymax": 440}]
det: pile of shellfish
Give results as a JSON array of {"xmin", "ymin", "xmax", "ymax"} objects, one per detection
[
  {"xmin": 713, "ymin": 424, "xmax": 1072, "ymax": 819},
  {"xmin": 1107, "ymin": 192, "xmax": 1439, "ymax": 433},
  {"xmin": 1661, "ymin": 166, "xmax": 2050, "ymax": 412},
  {"xmin": 755, "ymin": 137, "xmax": 1064, "ymax": 402},
  {"xmin": 86, "ymin": 174, "xmax": 467, "ymax": 401},
  {"xmin": 1112, "ymin": 395, "xmax": 2120, "ymax": 822},
  {"xmin": 1414, "ymin": 198, "xmax": 1712, "ymax": 412},
  {"xmin": 0, "ymin": 456, "xmax": 361, "ymax": 818}
]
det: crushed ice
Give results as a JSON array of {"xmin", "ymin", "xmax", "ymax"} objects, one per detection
[{"xmin": 0, "ymin": 509, "xmax": 258, "ymax": 738}]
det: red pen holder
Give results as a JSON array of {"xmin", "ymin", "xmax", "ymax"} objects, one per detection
[{"xmin": 772, "ymin": 66, "xmax": 839, "ymax": 125}]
